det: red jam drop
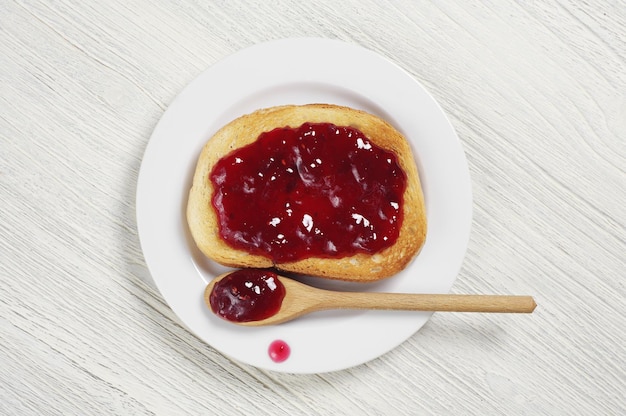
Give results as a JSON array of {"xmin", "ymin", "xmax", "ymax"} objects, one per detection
[
  {"xmin": 209, "ymin": 269, "xmax": 286, "ymax": 323},
  {"xmin": 268, "ymin": 340, "xmax": 291, "ymax": 363},
  {"xmin": 210, "ymin": 122, "xmax": 407, "ymax": 262}
]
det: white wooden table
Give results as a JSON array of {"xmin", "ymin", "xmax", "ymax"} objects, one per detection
[{"xmin": 2, "ymin": 1, "xmax": 624, "ymax": 414}]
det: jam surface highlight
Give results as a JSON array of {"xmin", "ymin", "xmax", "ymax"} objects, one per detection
[
  {"xmin": 210, "ymin": 122, "xmax": 407, "ymax": 262},
  {"xmin": 209, "ymin": 270, "xmax": 286, "ymax": 323}
]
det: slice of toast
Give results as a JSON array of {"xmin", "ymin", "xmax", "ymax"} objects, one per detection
[{"xmin": 187, "ymin": 104, "xmax": 427, "ymax": 281}]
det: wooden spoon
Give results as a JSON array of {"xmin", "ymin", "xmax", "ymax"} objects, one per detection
[{"xmin": 205, "ymin": 271, "xmax": 536, "ymax": 326}]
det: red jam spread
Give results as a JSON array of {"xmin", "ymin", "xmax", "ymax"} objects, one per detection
[
  {"xmin": 209, "ymin": 269, "xmax": 286, "ymax": 323},
  {"xmin": 210, "ymin": 122, "xmax": 407, "ymax": 262}
]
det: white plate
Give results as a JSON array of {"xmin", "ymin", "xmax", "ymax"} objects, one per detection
[{"xmin": 136, "ymin": 38, "xmax": 472, "ymax": 373}]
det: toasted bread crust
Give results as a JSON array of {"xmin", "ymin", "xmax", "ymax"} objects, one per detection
[{"xmin": 187, "ymin": 104, "xmax": 426, "ymax": 281}]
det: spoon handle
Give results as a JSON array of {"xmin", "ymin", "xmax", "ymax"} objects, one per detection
[{"xmin": 320, "ymin": 292, "xmax": 536, "ymax": 313}]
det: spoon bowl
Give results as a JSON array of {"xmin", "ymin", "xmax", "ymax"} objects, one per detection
[{"xmin": 205, "ymin": 270, "xmax": 537, "ymax": 326}]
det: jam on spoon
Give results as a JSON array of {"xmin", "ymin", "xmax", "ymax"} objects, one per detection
[{"xmin": 208, "ymin": 269, "xmax": 286, "ymax": 323}]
